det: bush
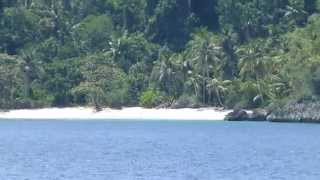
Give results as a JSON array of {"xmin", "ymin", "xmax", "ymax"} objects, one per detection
[
  {"xmin": 139, "ymin": 90, "xmax": 163, "ymax": 108},
  {"xmin": 0, "ymin": 98, "xmax": 47, "ymax": 110}
]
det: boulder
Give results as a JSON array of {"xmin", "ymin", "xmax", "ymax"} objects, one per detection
[
  {"xmin": 267, "ymin": 102, "xmax": 320, "ymax": 123},
  {"xmin": 170, "ymin": 96, "xmax": 202, "ymax": 109},
  {"xmin": 225, "ymin": 109, "xmax": 249, "ymax": 121},
  {"xmin": 156, "ymin": 102, "xmax": 171, "ymax": 109},
  {"xmin": 248, "ymin": 109, "xmax": 268, "ymax": 121}
]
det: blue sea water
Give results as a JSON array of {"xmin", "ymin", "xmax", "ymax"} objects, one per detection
[{"xmin": 0, "ymin": 120, "xmax": 319, "ymax": 180}]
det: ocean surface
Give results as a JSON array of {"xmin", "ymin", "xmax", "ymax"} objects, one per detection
[{"xmin": 0, "ymin": 120, "xmax": 319, "ymax": 180}]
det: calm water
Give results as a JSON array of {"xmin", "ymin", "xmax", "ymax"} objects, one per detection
[{"xmin": 0, "ymin": 120, "xmax": 320, "ymax": 180}]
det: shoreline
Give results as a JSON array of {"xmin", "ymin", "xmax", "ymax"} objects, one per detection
[{"xmin": 0, "ymin": 107, "xmax": 232, "ymax": 121}]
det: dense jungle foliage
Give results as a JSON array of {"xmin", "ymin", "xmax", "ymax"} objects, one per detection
[{"xmin": 0, "ymin": 0, "xmax": 320, "ymax": 109}]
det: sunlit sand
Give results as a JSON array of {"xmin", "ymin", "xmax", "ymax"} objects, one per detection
[{"xmin": 0, "ymin": 107, "xmax": 231, "ymax": 121}]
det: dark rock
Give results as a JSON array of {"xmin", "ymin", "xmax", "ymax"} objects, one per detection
[
  {"xmin": 170, "ymin": 96, "xmax": 202, "ymax": 109},
  {"xmin": 156, "ymin": 102, "xmax": 171, "ymax": 109},
  {"xmin": 111, "ymin": 106, "xmax": 122, "ymax": 110},
  {"xmin": 225, "ymin": 109, "xmax": 249, "ymax": 121},
  {"xmin": 248, "ymin": 109, "xmax": 269, "ymax": 121},
  {"xmin": 267, "ymin": 102, "xmax": 320, "ymax": 123},
  {"xmin": 109, "ymin": 103, "xmax": 123, "ymax": 110}
]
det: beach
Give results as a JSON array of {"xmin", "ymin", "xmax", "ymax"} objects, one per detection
[{"xmin": 0, "ymin": 107, "xmax": 232, "ymax": 121}]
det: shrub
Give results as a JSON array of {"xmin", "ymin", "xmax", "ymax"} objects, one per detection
[{"xmin": 139, "ymin": 90, "xmax": 163, "ymax": 108}]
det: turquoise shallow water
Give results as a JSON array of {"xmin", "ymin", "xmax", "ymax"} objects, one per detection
[{"xmin": 0, "ymin": 120, "xmax": 320, "ymax": 180}]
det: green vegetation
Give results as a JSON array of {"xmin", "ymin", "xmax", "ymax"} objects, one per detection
[
  {"xmin": 0, "ymin": 0, "xmax": 320, "ymax": 109},
  {"xmin": 139, "ymin": 89, "xmax": 163, "ymax": 108}
]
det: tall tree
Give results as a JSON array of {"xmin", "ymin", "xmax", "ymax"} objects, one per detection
[
  {"xmin": 186, "ymin": 29, "xmax": 225, "ymax": 103},
  {"xmin": 236, "ymin": 39, "xmax": 272, "ymax": 104}
]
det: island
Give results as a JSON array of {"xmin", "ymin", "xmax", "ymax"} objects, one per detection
[{"xmin": 1, "ymin": 1, "xmax": 320, "ymax": 123}]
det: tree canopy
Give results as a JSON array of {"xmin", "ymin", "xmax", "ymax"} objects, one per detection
[{"xmin": 0, "ymin": 0, "xmax": 320, "ymax": 109}]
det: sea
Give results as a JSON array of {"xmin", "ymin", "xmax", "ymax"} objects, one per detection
[{"xmin": 0, "ymin": 120, "xmax": 319, "ymax": 180}]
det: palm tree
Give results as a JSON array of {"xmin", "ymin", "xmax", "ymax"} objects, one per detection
[
  {"xmin": 186, "ymin": 29, "xmax": 224, "ymax": 103},
  {"xmin": 237, "ymin": 39, "xmax": 270, "ymax": 103},
  {"xmin": 0, "ymin": 53, "xmax": 23, "ymax": 107},
  {"xmin": 206, "ymin": 78, "xmax": 231, "ymax": 107},
  {"xmin": 151, "ymin": 51, "xmax": 184, "ymax": 98},
  {"xmin": 185, "ymin": 74, "xmax": 201, "ymax": 99}
]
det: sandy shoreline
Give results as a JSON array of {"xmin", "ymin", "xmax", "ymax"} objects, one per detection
[{"xmin": 0, "ymin": 107, "xmax": 231, "ymax": 121}]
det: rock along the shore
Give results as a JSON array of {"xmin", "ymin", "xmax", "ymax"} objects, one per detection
[
  {"xmin": 225, "ymin": 109, "xmax": 268, "ymax": 122},
  {"xmin": 267, "ymin": 102, "xmax": 320, "ymax": 123}
]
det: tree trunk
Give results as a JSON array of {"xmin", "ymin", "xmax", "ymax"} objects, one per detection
[
  {"xmin": 0, "ymin": 0, "xmax": 3, "ymax": 15},
  {"xmin": 23, "ymin": 71, "xmax": 31, "ymax": 98},
  {"xmin": 63, "ymin": 0, "xmax": 71, "ymax": 11},
  {"xmin": 26, "ymin": 0, "xmax": 32, "ymax": 8},
  {"xmin": 256, "ymin": 79, "xmax": 264, "ymax": 104},
  {"xmin": 208, "ymin": 88, "xmax": 212, "ymax": 105},
  {"xmin": 92, "ymin": 93, "xmax": 102, "ymax": 112},
  {"xmin": 216, "ymin": 89, "xmax": 224, "ymax": 107},
  {"xmin": 122, "ymin": 7, "xmax": 127, "ymax": 33},
  {"xmin": 202, "ymin": 54, "xmax": 208, "ymax": 104},
  {"xmin": 188, "ymin": 0, "xmax": 192, "ymax": 12}
]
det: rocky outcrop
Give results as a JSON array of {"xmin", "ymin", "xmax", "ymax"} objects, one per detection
[
  {"xmin": 225, "ymin": 102, "xmax": 320, "ymax": 123},
  {"xmin": 156, "ymin": 102, "xmax": 172, "ymax": 109},
  {"xmin": 248, "ymin": 109, "xmax": 269, "ymax": 121},
  {"xmin": 267, "ymin": 102, "xmax": 320, "ymax": 123},
  {"xmin": 225, "ymin": 108, "xmax": 269, "ymax": 122},
  {"xmin": 225, "ymin": 109, "xmax": 249, "ymax": 121}
]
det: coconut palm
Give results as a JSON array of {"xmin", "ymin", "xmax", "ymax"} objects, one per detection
[
  {"xmin": 206, "ymin": 78, "xmax": 231, "ymax": 107},
  {"xmin": 186, "ymin": 29, "xmax": 225, "ymax": 103},
  {"xmin": 151, "ymin": 51, "xmax": 184, "ymax": 98},
  {"xmin": 236, "ymin": 39, "xmax": 271, "ymax": 103},
  {"xmin": 184, "ymin": 74, "xmax": 202, "ymax": 99},
  {"xmin": 0, "ymin": 54, "xmax": 23, "ymax": 108}
]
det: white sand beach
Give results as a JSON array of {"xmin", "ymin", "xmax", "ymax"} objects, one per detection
[{"xmin": 0, "ymin": 107, "xmax": 231, "ymax": 121}]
